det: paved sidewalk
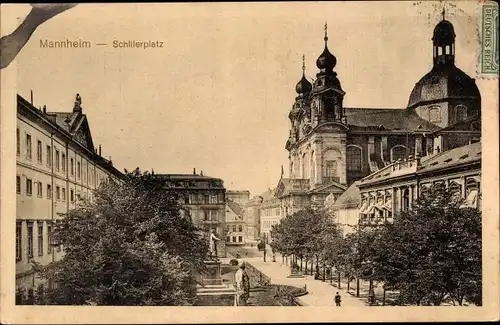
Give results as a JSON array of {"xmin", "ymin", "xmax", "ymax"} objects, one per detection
[{"xmin": 243, "ymin": 256, "xmax": 367, "ymax": 307}]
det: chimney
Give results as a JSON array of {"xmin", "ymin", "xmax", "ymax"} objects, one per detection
[
  {"xmin": 200, "ymin": 170, "xmax": 203, "ymax": 176},
  {"xmin": 30, "ymin": 90, "xmax": 33, "ymax": 106},
  {"xmin": 152, "ymin": 169, "xmax": 155, "ymax": 175},
  {"xmin": 193, "ymin": 168, "xmax": 196, "ymax": 175},
  {"xmin": 42, "ymin": 105, "xmax": 46, "ymax": 114},
  {"xmin": 98, "ymin": 145, "xmax": 102, "ymax": 156}
]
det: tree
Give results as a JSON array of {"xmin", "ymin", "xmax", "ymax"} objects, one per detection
[
  {"xmin": 376, "ymin": 184, "xmax": 482, "ymax": 306},
  {"xmin": 32, "ymin": 168, "xmax": 208, "ymax": 305}
]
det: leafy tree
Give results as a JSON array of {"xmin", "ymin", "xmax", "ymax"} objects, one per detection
[
  {"xmin": 376, "ymin": 184, "xmax": 482, "ymax": 306},
  {"xmin": 32, "ymin": 168, "xmax": 208, "ymax": 305}
]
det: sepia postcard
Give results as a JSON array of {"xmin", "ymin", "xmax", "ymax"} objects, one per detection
[{"xmin": 1, "ymin": 1, "xmax": 499, "ymax": 324}]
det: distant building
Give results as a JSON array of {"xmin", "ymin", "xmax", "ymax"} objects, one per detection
[
  {"xmin": 226, "ymin": 190, "xmax": 250, "ymax": 206},
  {"xmin": 16, "ymin": 93, "xmax": 124, "ymax": 293},
  {"xmin": 259, "ymin": 188, "xmax": 281, "ymax": 243},
  {"xmin": 225, "ymin": 199, "xmax": 246, "ymax": 245},
  {"xmin": 357, "ymin": 142, "xmax": 481, "ymax": 227},
  {"xmin": 326, "ymin": 181, "xmax": 361, "ymax": 237},
  {"xmin": 150, "ymin": 169, "xmax": 227, "ymax": 257},
  {"xmin": 243, "ymin": 195, "xmax": 262, "ymax": 243}
]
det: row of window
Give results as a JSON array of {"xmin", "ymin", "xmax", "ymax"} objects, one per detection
[
  {"xmin": 262, "ymin": 219, "xmax": 279, "ymax": 230},
  {"xmin": 228, "ymin": 224, "xmax": 244, "ymax": 233},
  {"xmin": 17, "ymin": 129, "xmax": 104, "ymax": 186},
  {"xmin": 226, "ymin": 235, "xmax": 244, "ymax": 243},
  {"xmin": 16, "ymin": 175, "xmax": 91, "ymax": 203},
  {"xmin": 427, "ymin": 105, "xmax": 468, "ymax": 123},
  {"xmin": 261, "ymin": 207, "xmax": 280, "ymax": 217},
  {"xmin": 183, "ymin": 193, "xmax": 223, "ymax": 205},
  {"xmin": 16, "ymin": 221, "xmax": 61, "ymax": 262}
]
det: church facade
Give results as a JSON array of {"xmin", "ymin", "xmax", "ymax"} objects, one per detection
[{"xmin": 275, "ymin": 16, "xmax": 481, "ymax": 217}]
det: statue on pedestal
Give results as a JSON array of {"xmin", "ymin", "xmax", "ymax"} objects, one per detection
[{"xmin": 208, "ymin": 229, "xmax": 221, "ymax": 260}]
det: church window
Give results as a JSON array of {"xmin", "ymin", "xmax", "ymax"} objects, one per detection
[
  {"xmin": 428, "ymin": 106, "xmax": 441, "ymax": 122},
  {"xmin": 346, "ymin": 145, "xmax": 362, "ymax": 172},
  {"xmin": 324, "ymin": 160, "xmax": 337, "ymax": 177},
  {"xmin": 455, "ymin": 105, "xmax": 467, "ymax": 122},
  {"xmin": 391, "ymin": 145, "xmax": 407, "ymax": 162},
  {"xmin": 438, "ymin": 46, "xmax": 443, "ymax": 56},
  {"xmin": 449, "ymin": 181, "xmax": 462, "ymax": 202},
  {"xmin": 445, "ymin": 45, "xmax": 450, "ymax": 55}
]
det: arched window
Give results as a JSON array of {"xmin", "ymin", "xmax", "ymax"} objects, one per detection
[
  {"xmin": 323, "ymin": 149, "xmax": 342, "ymax": 180},
  {"xmin": 391, "ymin": 145, "xmax": 407, "ymax": 162},
  {"xmin": 429, "ymin": 106, "xmax": 441, "ymax": 123},
  {"xmin": 302, "ymin": 153, "xmax": 308, "ymax": 179},
  {"xmin": 449, "ymin": 181, "xmax": 462, "ymax": 202},
  {"xmin": 347, "ymin": 145, "xmax": 362, "ymax": 172},
  {"xmin": 455, "ymin": 105, "xmax": 467, "ymax": 122}
]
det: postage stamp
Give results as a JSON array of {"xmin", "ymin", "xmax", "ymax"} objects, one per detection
[{"xmin": 479, "ymin": 1, "xmax": 499, "ymax": 77}]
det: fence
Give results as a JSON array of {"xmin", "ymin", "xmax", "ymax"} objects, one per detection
[{"xmin": 245, "ymin": 262, "xmax": 271, "ymax": 287}]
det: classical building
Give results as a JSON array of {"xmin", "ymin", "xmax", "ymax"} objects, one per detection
[
  {"xmin": 275, "ymin": 15, "xmax": 481, "ymax": 218},
  {"xmin": 225, "ymin": 199, "xmax": 246, "ymax": 245},
  {"xmin": 357, "ymin": 141, "xmax": 481, "ymax": 226},
  {"xmin": 16, "ymin": 93, "xmax": 124, "ymax": 292},
  {"xmin": 150, "ymin": 169, "xmax": 227, "ymax": 257},
  {"xmin": 226, "ymin": 190, "xmax": 250, "ymax": 206}
]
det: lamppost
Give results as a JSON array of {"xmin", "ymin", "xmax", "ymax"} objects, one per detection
[{"xmin": 362, "ymin": 261, "xmax": 376, "ymax": 306}]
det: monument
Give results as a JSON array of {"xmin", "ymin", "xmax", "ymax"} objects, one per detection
[{"xmin": 194, "ymin": 230, "xmax": 237, "ymax": 306}]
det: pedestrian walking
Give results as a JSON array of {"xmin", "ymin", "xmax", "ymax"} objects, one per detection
[{"xmin": 334, "ymin": 292, "xmax": 342, "ymax": 306}]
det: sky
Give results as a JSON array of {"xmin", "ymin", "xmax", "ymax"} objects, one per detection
[{"xmin": 4, "ymin": 1, "xmax": 486, "ymax": 196}]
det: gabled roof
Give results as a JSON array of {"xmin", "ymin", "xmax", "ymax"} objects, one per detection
[
  {"xmin": 344, "ymin": 107, "xmax": 440, "ymax": 132},
  {"xmin": 308, "ymin": 181, "xmax": 346, "ymax": 194},
  {"xmin": 227, "ymin": 199, "xmax": 244, "ymax": 216},
  {"xmin": 328, "ymin": 181, "xmax": 361, "ymax": 209}
]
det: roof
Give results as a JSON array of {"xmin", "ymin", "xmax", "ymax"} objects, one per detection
[
  {"xmin": 151, "ymin": 174, "xmax": 225, "ymax": 189},
  {"xmin": 359, "ymin": 142, "xmax": 481, "ymax": 187},
  {"xmin": 17, "ymin": 94, "xmax": 125, "ymax": 181},
  {"xmin": 417, "ymin": 141, "xmax": 481, "ymax": 175},
  {"xmin": 344, "ymin": 107, "xmax": 440, "ymax": 132},
  {"xmin": 407, "ymin": 65, "xmax": 480, "ymax": 109},
  {"xmin": 227, "ymin": 199, "xmax": 244, "ymax": 216},
  {"xmin": 329, "ymin": 181, "xmax": 361, "ymax": 209}
]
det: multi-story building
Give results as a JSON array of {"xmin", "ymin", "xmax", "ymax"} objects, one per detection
[
  {"xmin": 275, "ymin": 15, "xmax": 481, "ymax": 218},
  {"xmin": 243, "ymin": 195, "xmax": 263, "ymax": 243},
  {"xmin": 226, "ymin": 190, "xmax": 250, "ymax": 206},
  {"xmin": 357, "ymin": 142, "xmax": 481, "ymax": 226},
  {"xmin": 150, "ymin": 169, "xmax": 227, "ymax": 257},
  {"xmin": 225, "ymin": 199, "xmax": 246, "ymax": 245},
  {"xmin": 16, "ymin": 93, "xmax": 124, "ymax": 292},
  {"xmin": 259, "ymin": 188, "xmax": 281, "ymax": 243}
]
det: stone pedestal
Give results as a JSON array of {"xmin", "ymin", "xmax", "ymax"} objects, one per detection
[{"xmin": 195, "ymin": 260, "xmax": 236, "ymax": 306}]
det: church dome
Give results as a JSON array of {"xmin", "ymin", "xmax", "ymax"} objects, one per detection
[
  {"xmin": 295, "ymin": 75, "xmax": 312, "ymax": 94},
  {"xmin": 316, "ymin": 46, "xmax": 337, "ymax": 71},
  {"xmin": 432, "ymin": 19, "xmax": 456, "ymax": 43},
  {"xmin": 407, "ymin": 65, "xmax": 480, "ymax": 108}
]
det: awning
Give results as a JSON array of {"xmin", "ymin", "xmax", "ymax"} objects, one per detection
[
  {"xmin": 366, "ymin": 203, "xmax": 376, "ymax": 214},
  {"xmin": 359, "ymin": 202, "xmax": 369, "ymax": 214},
  {"xmin": 382, "ymin": 200, "xmax": 392, "ymax": 210},
  {"xmin": 460, "ymin": 189, "xmax": 478, "ymax": 208}
]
